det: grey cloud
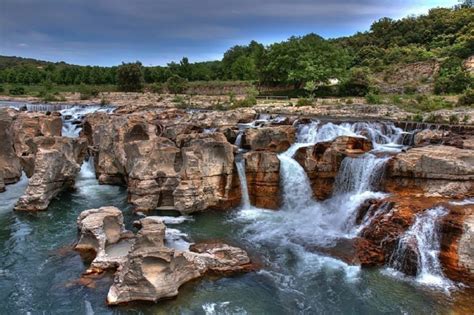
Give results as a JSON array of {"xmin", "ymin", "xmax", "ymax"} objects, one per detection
[{"xmin": 0, "ymin": 0, "xmax": 456, "ymax": 65}]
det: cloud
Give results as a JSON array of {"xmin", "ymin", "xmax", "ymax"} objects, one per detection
[{"xmin": 0, "ymin": 0, "xmax": 458, "ymax": 65}]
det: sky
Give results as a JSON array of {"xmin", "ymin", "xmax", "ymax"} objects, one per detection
[{"xmin": 0, "ymin": 0, "xmax": 458, "ymax": 66}]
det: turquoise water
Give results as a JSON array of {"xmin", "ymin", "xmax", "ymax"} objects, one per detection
[{"xmin": 0, "ymin": 169, "xmax": 469, "ymax": 314}]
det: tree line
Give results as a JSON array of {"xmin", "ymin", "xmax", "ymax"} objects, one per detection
[{"xmin": 0, "ymin": 4, "xmax": 472, "ymax": 95}]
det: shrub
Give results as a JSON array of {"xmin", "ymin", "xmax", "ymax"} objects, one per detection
[
  {"xmin": 457, "ymin": 88, "xmax": 474, "ymax": 107},
  {"xmin": 415, "ymin": 95, "xmax": 453, "ymax": 111},
  {"xmin": 340, "ymin": 67, "xmax": 372, "ymax": 96},
  {"xmin": 411, "ymin": 113, "xmax": 423, "ymax": 122},
  {"xmin": 403, "ymin": 84, "xmax": 418, "ymax": 95},
  {"xmin": 150, "ymin": 83, "xmax": 163, "ymax": 94},
  {"xmin": 346, "ymin": 98, "xmax": 354, "ymax": 104},
  {"xmin": 9, "ymin": 86, "xmax": 25, "ymax": 95},
  {"xmin": 424, "ymin": 113, "xmax": 446, "ymax": 123},
  {"xmin": 365, "ymin": 92, "xmax": 382, "ymax": 104},
  {"xmin": 166, "ymin": 75, "xmax": 188, "ymax": 94},
  {"xmin": 296, "ymin": 98, "xmax": 313, "ymax": 107},
  {"xmin": 0, "ymin": 85, "xmax": 4, "ymax": 93},
  {"xmin": 434, "ymin": 57, "xmax": 472, "ymax": 94},
  {"xmin": 79, "ymin": 84, "xmax": 100, "ymax": 100},
  {"xmin": 449, "ymin": 114, "xmax": 460, "ymax": 124},
  {"xmin": 390, "ymin": 95, "xmax": 403, "ymax": 105},
  {"xmin": 116, "ymin": 62, "xmax": 144, "ymax": 92}
]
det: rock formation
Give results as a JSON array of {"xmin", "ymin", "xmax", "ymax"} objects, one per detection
[
  {"xmin": 0, "ymin": 109, "xmax": 22, "ymax": 185},
  {"xmin": 294, "ymin": 136, "xmax": 373, "ymax": 199},
  {"xmin": 83, "ymin": 111, "xmax": 241, "ymax": 213},
  {"xmin": 386, "ymin": 145, "xmax": 474, "ymax": 198},
  {"xmin": 173, "ymin": 132, "xmax": 240, "ymax": 213},
  {"xmin": 14, "ymin": 136, "xmax": 87, "ymax": 211},
  {"xmin": 75, "ymin": 206, "xmax": 134, "ymax": 272},
  {"xmin": 74, "ymin": 207, "xmax": 252, "ymax": 305},
  {"xmin": 243, "ymin": 125, "xmax": 295, "ymax": 153},
  {"xmin": 244, "ymin": 151, "xmax": 280, "ymax": 209}
]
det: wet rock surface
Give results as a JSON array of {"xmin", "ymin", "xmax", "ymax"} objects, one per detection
[
  {"xmin": 243, "ymin": 125, "xmax": 295, "ymax": 153},
  {"xmin": 14, "ymin": 136, "xmax": 87, "ymax": 211},
  {"xmin": 72, "ymin": 209, "xmax": 252, "ymax": 305},
  {"xmin": 294, "ymin": 136, "xmax": 373, "ymax": 199},
  {"xmin": 386, "ymin": 145, "xmax": 474, "ymax": 198},
  {"xmin": 0, "ymin": 109, "xmax": 22, "ymax": 184},
  {"xmin": 244, "ymin": 151, "xmax": 281, "ymax": 209}
]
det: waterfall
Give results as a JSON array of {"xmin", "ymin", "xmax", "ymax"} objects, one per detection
[
  {"xmin": 389, "ymin": 207, "xmax": 452, "ymax": 287},
  {"xmin": 60, "ymin": 105, "xmax": 114, "ymax": 138},
  {"xmin": 235, "ymin": 157, "xmax": 251, "ymax": 209},
  {"xmin": 278, "ymin": 145, "xmax": 314, "ymax": 210},
  {"xmin": 334, "ymin": 154, "xmax": 389, "ymax": 195}
]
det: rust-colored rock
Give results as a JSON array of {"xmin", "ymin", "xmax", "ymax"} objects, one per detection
[
  {"xmin": 386, "ymin": 145, "xmax": 474, "ymax": 198},
  {"xmin": 294, "ymin": 136, "xmax": 373, "ymax": 199},
  {"xmin": 244, "ymin": 151, "xmax": 280, "ymax": 209}
]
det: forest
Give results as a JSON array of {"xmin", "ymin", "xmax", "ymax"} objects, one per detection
[{"xmin": 0, "ymin": 3, "xmax": 472, "ymax": 97}]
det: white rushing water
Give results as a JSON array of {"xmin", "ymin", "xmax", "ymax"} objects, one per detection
[
  {"xmin": 60, "ymin": 105, "xmax": 114, "ymax": 138},
  {"xmin": 389, "ymin": 207, "xmax": 453, "ymax": 288},
  {"xmin": 235, "ymin": 158, "xmax": 251, "ymax": 209},
  {"xmin": 334, "ymin": 154, "xmax": 389, "ymax": 195}
]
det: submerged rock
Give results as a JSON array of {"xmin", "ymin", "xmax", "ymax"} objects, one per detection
[{"xmin": 14, "ymin": 136, "xmax": 87, "ymax": 211}]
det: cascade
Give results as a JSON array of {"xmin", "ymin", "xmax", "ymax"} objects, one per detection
[
  {"xmin": 60, "ymin": 105, "xmax": 114, "ymax": 138},
  {"xmin": 334, "ymin": 154, "xmax": 389, "ymax": 194},
  {"xmin": 278, "ymin": 145, "xmax": 315, "ymax": 210},
  {"xmin": 389, "ymin": 207, "xmax": 452, "ymax": 287},
  {"xmin": 235, "ymin": 157, "xmax": 251, "ymax": 209}
]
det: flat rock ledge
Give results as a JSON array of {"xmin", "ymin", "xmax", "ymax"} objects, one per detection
[{"xmin": 74, "ymin": 206, "xmax": 253, "ymax": 305}]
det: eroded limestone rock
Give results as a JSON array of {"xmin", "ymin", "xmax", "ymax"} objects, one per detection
[
  {"xmin": 105, "ymin": 216, "xmax": 252, "ymax": 305},
  {"xmin": 294, "ymin": 136, "xmax": 373, "ymax": 199},
  {"xmin": 75, "ymin": 206, "xmax": 134, "ymax": 272},
  {"xmin": 243, "ymin": 125, "xmax": 295, "ymax": 153},
  {"xmin": 14, "ymin": 136, "xmax": 87, "ymax": 211},
  {"xmin": 386, "ymin": 145, "xmax": 474, "ymax": 198},
  {"xmin": 0, "ymin": 109, "xmax": 22, "ymax": 184},
  {"xmin": 173, "ymin": 133, "xmax": 240, "ymax": 213},
  {"xmin": 244, "ymin": 151, "xmax": 280, "ymax": 209}
]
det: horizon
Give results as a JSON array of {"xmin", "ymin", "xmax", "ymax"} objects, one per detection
[{"xmin": 0, "ymin": 0, "xmax": 459, "ymax": 67}]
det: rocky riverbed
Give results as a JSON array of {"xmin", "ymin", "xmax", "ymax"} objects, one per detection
[{"xmin": 0, "ymin": 100, "xmax": 473, "ymax": 313}]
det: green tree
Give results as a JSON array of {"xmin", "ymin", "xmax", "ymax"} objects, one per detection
[{"xmin": 116, "ymin": 62, "xmax": 143, "ymax": 92}]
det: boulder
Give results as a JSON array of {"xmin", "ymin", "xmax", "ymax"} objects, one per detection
[
  {"xmin": 439, "ymin": 203, "xmax": 474, "ymax": 285},
  {"xmin": 125, "ymin": 137, "xmax": 181, "ymax": 211},
  {"xmin": 14, "ymin": 136, "xmax": 87, "ymax": 211},
  {"xmin": 244, "ymin": 151, "xmax": 280, "ymax": 209},
  {"xmin": 11, "ymin": 111, "xmax": 62, "ymax": 158},
  {"xmin": 173, "ymin": 133, "xmax": 240, "ymax": 213},
  {"xmin": 0, "ymin": 109, "xmax": 22, "ymax": 184},
  {"xmin": 413, "ymin": 129, "xmax": 447, "ymax": 146},
  {"xmin": 75, "ymin": 206, "xmax": 134, "ymax": 272},
  {"xmin": 0, "ymin": 171, "xmax": 5, "ymax": 193},
  {"xmin": 243, "ymin": 126, "xmax": 295, "ymax": 153},
  {"xmin": 294, "ymin": 136, "xmax": 373, "ymax": 199},
  {"xmin": 106, "ymin": 217, "xmax": 252, "ymax": 305},
  {"xmin": 386, "ymin": 145, "xmax": 474, "ymax": 198}
]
